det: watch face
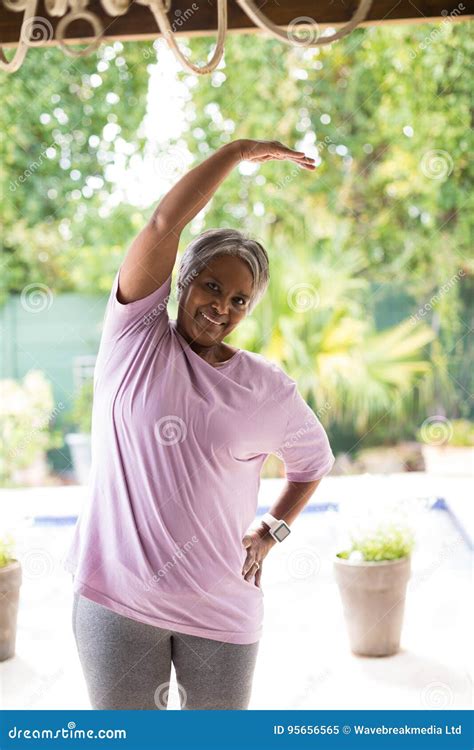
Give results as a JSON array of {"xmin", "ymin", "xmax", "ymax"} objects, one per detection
[{"xmin": 274, "ymin": 523, "xmax": 291, "ymax": 542}]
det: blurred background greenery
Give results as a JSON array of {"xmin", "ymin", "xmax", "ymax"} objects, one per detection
[{"xmin": 1, "ymin": 23, "xmax": 472, "ymax": 485}]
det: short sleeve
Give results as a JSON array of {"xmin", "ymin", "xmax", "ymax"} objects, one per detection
[
  {"xmin": 274, "ymin": 381, "xmax": 335, "ymax": 482},
  {"xmin": 100, "ymin": 265, "xmax": 173, "ymax": 342}
]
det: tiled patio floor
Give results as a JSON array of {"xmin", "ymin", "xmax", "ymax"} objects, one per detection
[{"xmin": 1, "ymin": 474, "xmax": 472, "ymax": 710}]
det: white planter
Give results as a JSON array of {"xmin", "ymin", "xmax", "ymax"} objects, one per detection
[
  {"xmin": 333, "ymin": 555, "xmax": 411, "ymax": 657},
  {"xmin": 421, "ymin": 445, "xmax": 474, "ymax": 476},
  {"xmin": 65, "ymin": 432, "xmax": 91, "ymax": 485}
]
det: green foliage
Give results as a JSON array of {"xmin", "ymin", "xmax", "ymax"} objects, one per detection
[
  {"xmin": 0, "ymin": 41, "xmax": 149, "ymax": 302},
  {"xmin": 0, "ymin": 533, "xmax": 16, "ymax": 568},
  {"xmin": 235, "ymin": 243, "xmax": 436, "ymax": 433},
  {"xmin": 417, "ymin": 418, "xmax": 474, "ymax": 446},
  {"xmin": 179, "ymin": 26, "xmax": 473, "ymax": 285},
  {"xmin": 337, "ymin": 521, "xmax": 416, "ymax": 561},
  {"xmin": 68, "ymin": 380, "xmax": 94, "ymax": 434},
  {"xmin": 2, "ymin": 26, "xmax": 472, "ymax": 305},
  {"xmin": 447, "ymin": 419, "xmax": 474, "ymax": 447},
  {"xmin": 178, "ymin": 24, "xmax": 473, "ymax": 426},
  {"xmin": 0, "ymin": 371, "xmax": 62, "ymax": 486},
  {"xmin": 1, "ymin": 24, "xmax": 472, "ymax": 450}
]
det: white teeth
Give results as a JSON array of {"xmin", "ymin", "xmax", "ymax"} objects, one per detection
[{"xmin": 200, "ymin": 312, "xmax": 222, "ymax": 325}]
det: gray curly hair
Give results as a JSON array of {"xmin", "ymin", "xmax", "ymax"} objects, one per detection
[{"xmin": 176, "ymin": 228, "xmax": 270, "ymax": 315}]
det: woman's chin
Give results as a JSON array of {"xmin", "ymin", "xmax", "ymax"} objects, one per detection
[{"xmin": 195, "ymin": 313, "xmax": 224, "ymax": 336}]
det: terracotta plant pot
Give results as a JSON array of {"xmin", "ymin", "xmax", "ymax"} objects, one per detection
[
  {"xmin": 0, "ymin": 560, "xmax": 22, "ymax": 661},
  {"xmin": 333, "ymin": 555, "xmax": 411, "ymax": 657}
]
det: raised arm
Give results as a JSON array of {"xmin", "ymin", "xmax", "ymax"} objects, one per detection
[{"xmin": 117, "ymin": 139, "xmax": 315, "ymax": 304}]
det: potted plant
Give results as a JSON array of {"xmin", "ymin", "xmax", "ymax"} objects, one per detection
[
  {"xmin": 64, "ymin": 379, "xmax": 94, "ymax": 485},
  {"xmin": 333, "ymin": 521, "xmax": 415, "ymax": 657},
  {"xmin": 0, "ymin": 533, "xmax": 22, "ymax": 661},
  {"xmin": 418, "ymin": 418, "xmax": 474, "ymax": 476}
]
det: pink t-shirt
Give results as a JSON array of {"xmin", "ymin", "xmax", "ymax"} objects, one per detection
[{"xmin": 63, "ymin": 267, "xmax": 335, "ymax": 644}]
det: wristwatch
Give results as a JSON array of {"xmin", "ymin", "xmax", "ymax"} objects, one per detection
[{"xmin": 261, "ymin": 513, "xmax": 291, "ymax": 543}]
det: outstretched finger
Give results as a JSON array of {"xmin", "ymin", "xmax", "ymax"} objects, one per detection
[
  {"xmin": 274, "ymin": 142, "xmax": 307, "ymax": 156},
  {"xmin": 287, "ymin": 156, "xmax": 317, "ymax": 169}
]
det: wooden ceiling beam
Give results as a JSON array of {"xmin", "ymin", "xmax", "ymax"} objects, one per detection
[{"xmin": 0, "ymin": 0, "xmax": 472, "ymax": 47}]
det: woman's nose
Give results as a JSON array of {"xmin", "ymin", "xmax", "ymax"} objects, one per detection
[{"xmin": 212, "ymin": 300, "xmax": 228, "ymax": 315}]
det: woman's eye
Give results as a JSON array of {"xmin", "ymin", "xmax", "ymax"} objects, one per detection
[{"xmin": 206, "ymin": 283, "xmax": 245, "ymax": 306}]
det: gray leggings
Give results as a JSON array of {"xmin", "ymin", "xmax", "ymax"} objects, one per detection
[{"xmin": 72, "ymin": 592, "xmax": 260, "ymax": 710}]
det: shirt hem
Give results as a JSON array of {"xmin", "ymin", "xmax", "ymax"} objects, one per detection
[
  {"xmin": 285, "ymin": 453, "xmax": 336, "ymax": 482},
  {"xmin": 67, "ymin": 570, "xmax": 262, "ymax": 645}
]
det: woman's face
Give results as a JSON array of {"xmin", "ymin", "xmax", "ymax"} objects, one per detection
[{"xmin": 177, "ymin": 255, "xmax": 254, "ymax": 346}]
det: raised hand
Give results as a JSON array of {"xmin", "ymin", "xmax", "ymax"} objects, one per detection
[{"xmin": 238, "ymin": 139, "xmax": 316, "ymax": 170}]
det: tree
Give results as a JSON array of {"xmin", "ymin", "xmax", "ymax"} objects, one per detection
[
  {"xmin": 1, "ymin": 40, "xmax": 149, "ymax": 299},
  {"xmin": 1, "ymin": 23, "xmax": 472, "ymax": 431}
]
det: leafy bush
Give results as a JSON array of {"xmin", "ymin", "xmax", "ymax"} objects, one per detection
[
  {"xmin": 444, "ymin": 419, "xmax": 474, "ymax": 447},
  {"xmin": 68, "ymin": 379, "xmax": 94, "ymax": 434},
  {"xmin": 0, "ymin": 533, "xmax": 16, "ymax": 568},
  {"xmin": 448, "ymin": 419, "xmax": 474, "ymax": 447},
  {"xmin": 337, "ymin": 521, "xmax": 415, "ymax": 562},
  {"xmin": 0, "ymin": 371, "xmax": 63, "ymax": 486},
  {"xmin": 417, "ymin": 418, "xmax": 474, "ymax": 447}
]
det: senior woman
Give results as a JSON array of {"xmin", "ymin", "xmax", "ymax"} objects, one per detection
[{"xmin": 64, "ymin": 138, "xmax": 335, "ymax": 711}]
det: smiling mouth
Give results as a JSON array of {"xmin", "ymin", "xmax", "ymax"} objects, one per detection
[{"xmin": 198, "ymin": 311, "xmax": 226, "ymax": 327}]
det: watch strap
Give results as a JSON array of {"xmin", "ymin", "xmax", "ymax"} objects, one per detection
[{"xmin": 262, "ymin": 512, "xmax": 278, "ymax": 530}]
